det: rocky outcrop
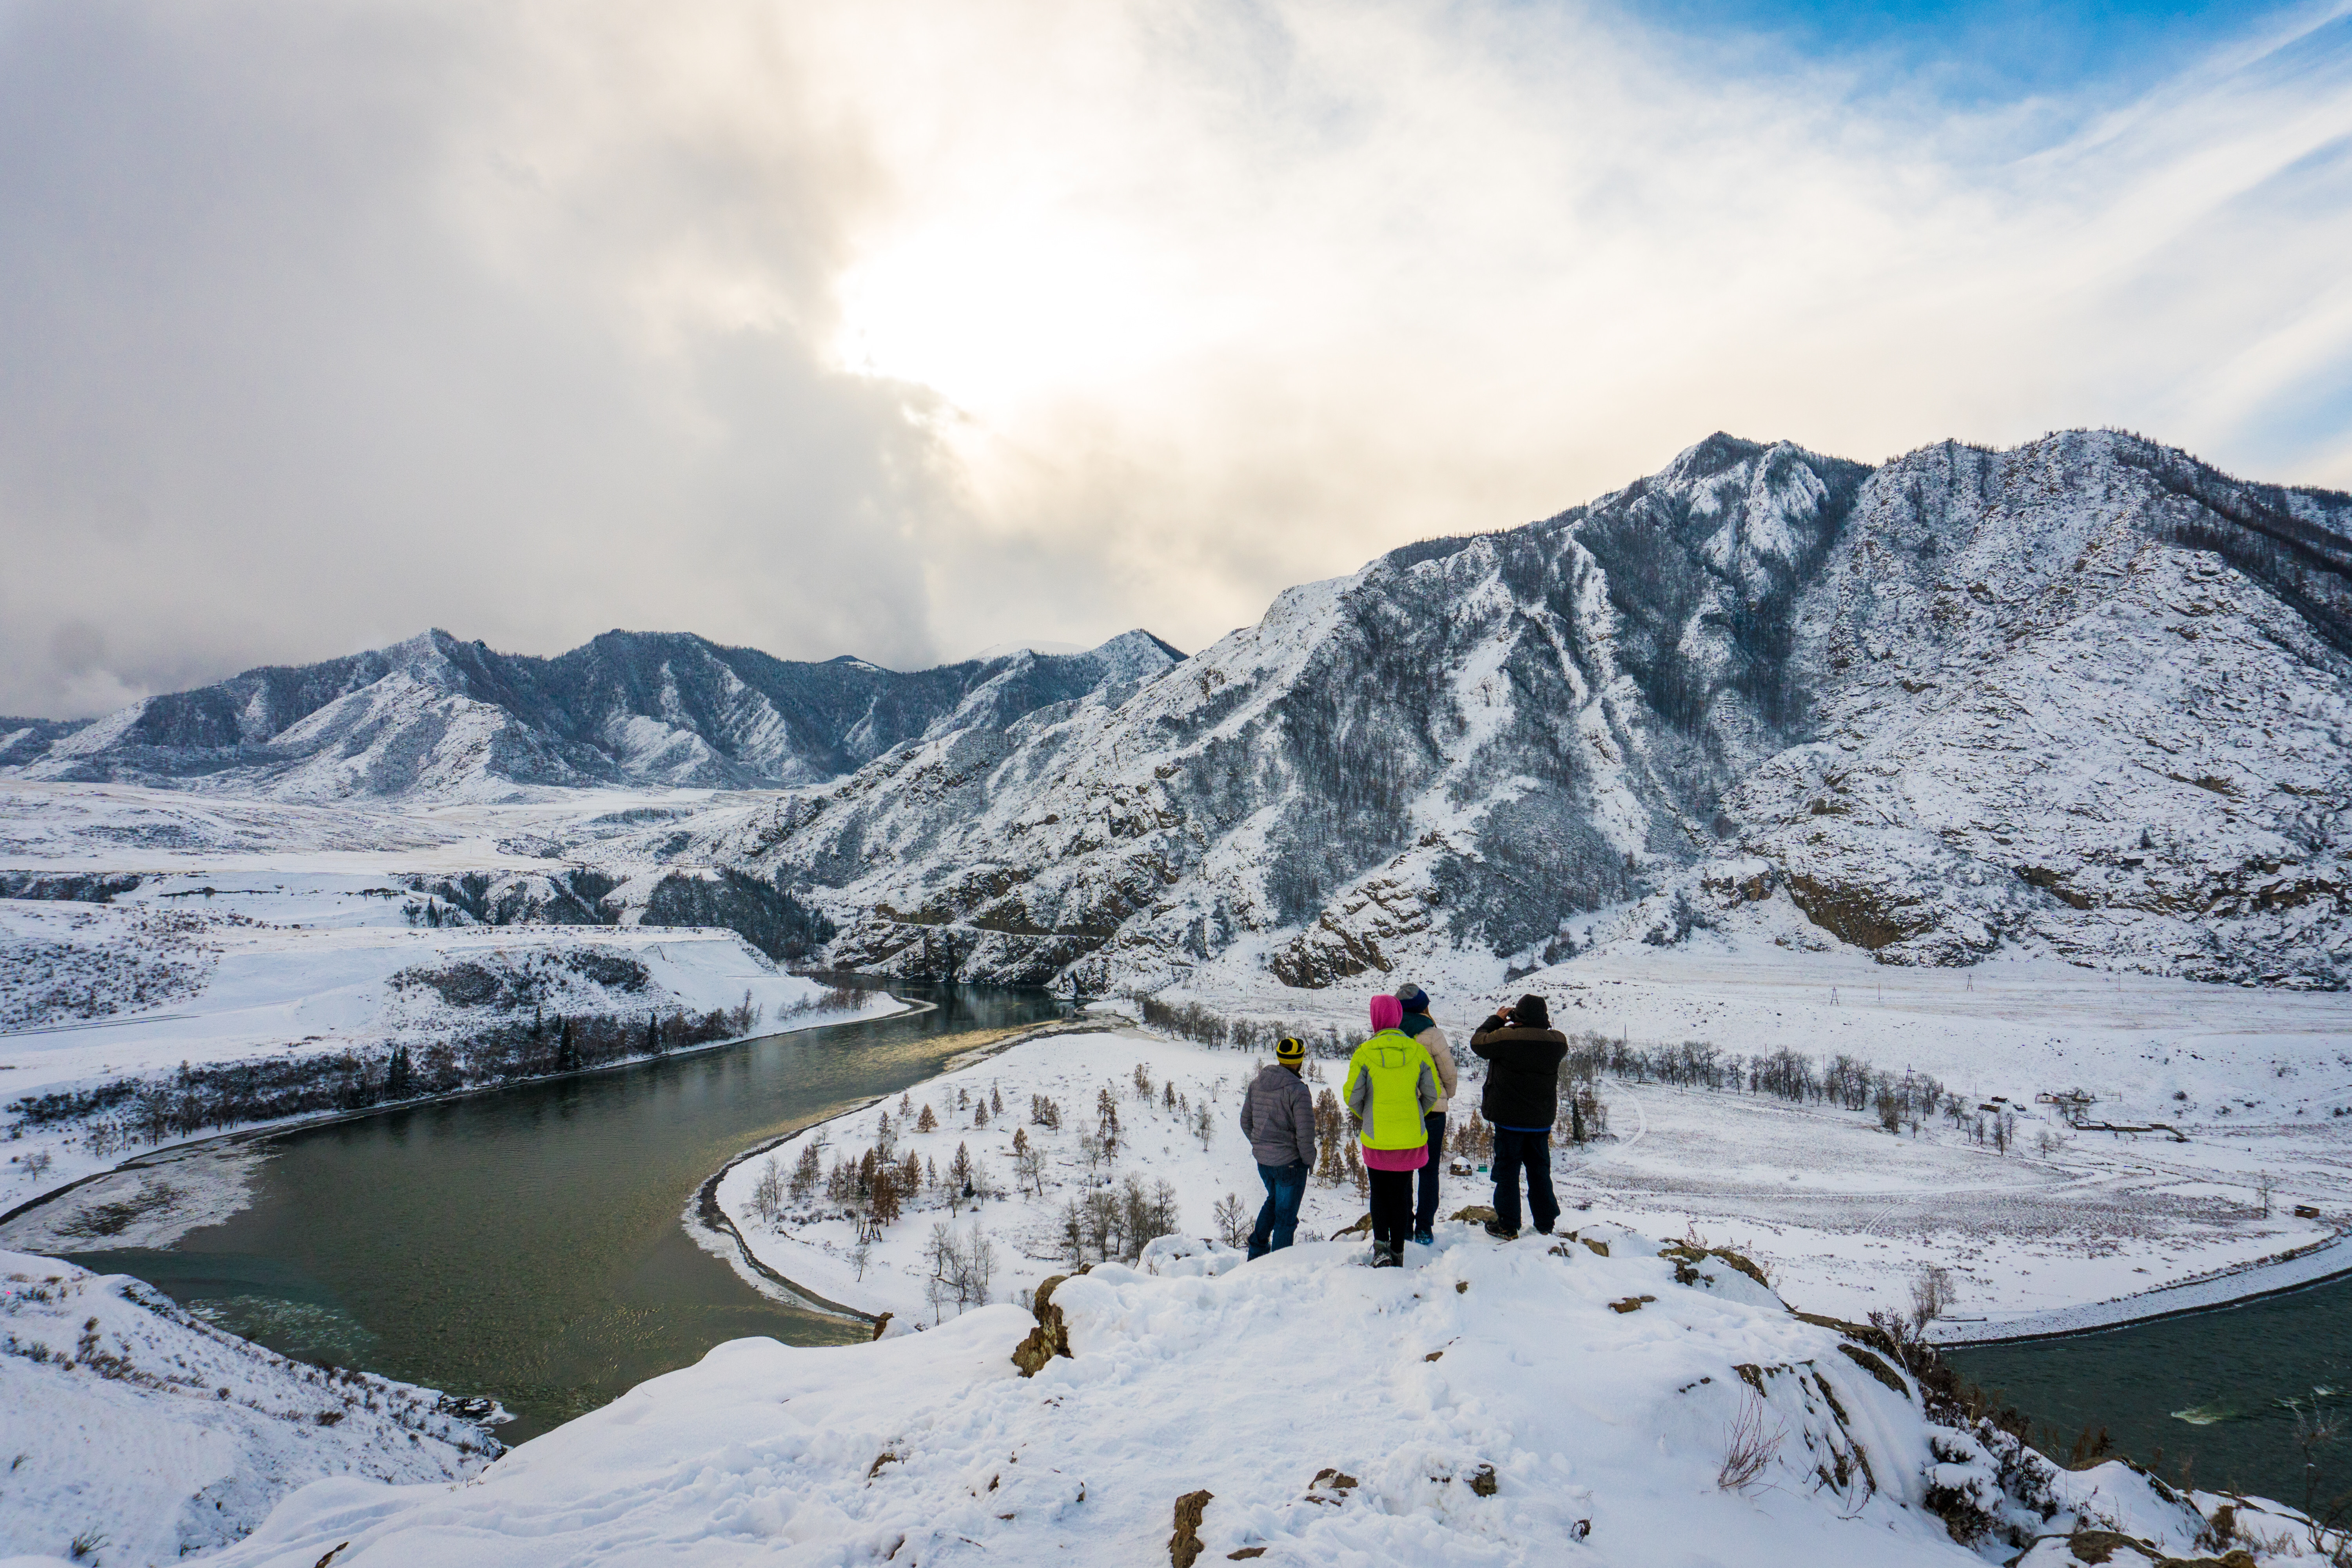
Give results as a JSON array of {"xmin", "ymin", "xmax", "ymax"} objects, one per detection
[{"xmin": 1010, "ymin": 1273, "xmax": 1078, "ymax": 1376}]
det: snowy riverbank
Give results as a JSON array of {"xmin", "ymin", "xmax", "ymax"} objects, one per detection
[
  {"xmin": 0, "ymin": 904, "xmax": 904, "ymax": 1244},
  {"xmin": 0, "ymin": 1248, "xmax": 498, "ymax": 1566}
]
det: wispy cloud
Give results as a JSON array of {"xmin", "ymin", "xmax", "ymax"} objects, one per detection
[{"xmin": 1, "ymin": 0, "xmax": 2347, "ymax": 716}]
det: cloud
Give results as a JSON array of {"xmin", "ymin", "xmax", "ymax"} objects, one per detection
[{"xmin": 2, "ymin": 0, "xmax": 2348, "ymax": 717}]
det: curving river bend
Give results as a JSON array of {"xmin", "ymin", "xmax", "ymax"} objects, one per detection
[{"xmin": 54, "ymin": 982, "xmax": 1070, "ymax": 1442}]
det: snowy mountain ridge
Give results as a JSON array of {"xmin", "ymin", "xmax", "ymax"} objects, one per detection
[
  {"xmin": 655, "ymin": 429, "xmax": 2351, "ymax": 992},
  {"xmin": 3, "ymin": 628, "xmax": 1186, "ymax": 802},
  {"xmin": 6, "ymin": 430, "xmax": 2346, "ymax": 993}
]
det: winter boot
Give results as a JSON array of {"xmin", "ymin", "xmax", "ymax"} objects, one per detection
[
  {"xmin": 1370, "ymin": 1243, "xmax": 1403, "ymax": 1269},
  {"xmin": 1410, "ymin": 1229, "xmax": 1434, "ymax": 1247},
  {"xmin": 1482, "ymin": 1220, "xmax": 1520, "ymax": 1241}
]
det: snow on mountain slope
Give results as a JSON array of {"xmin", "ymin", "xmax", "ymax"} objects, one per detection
[
  {"xmin": 0, "ymin": 1249, "xmax": 495, "ymax": 1567},
  {"xmin": 189, "ymin": 1221, "xmax": 2273, "ymax": 1568},
  {"xmin": 668, "ymin": 430, "xmax": 2350, "ymax": 994},
  {"xmin": 1, "ymin": 630, "xmax": 1185, "ymax": 802},
  {"xmin": 1637, "ymin": 436, "xmax": 2352, "ymax": 987}
]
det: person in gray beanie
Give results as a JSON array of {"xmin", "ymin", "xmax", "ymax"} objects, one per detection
[{"xmin": 1393, "ymin": 982, "xmax": 1457, "ymax": 1246}]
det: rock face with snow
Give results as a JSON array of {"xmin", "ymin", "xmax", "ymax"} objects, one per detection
[
  {"xmin": 661, "ymin": 432, "xmax": 2350, "ymax": 992},
  {"xmin": 0, "ymin": 1249, "xmax": 495, "ymax": 1567},
  {"xmin": 2, "ymin": 629, "xmax": 1185, "ymax": 801}
]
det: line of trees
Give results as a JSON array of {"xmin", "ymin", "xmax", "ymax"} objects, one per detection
[
  {"xmin": 1136, "ymin": 996, "xmax": 2005, "ymax": 1146},
  {"xmin": 1136, "ymin": 996, "xmax": 1352, "ymax": 1058},
  {"xmin": 1573, "ymin": 1034, "xmax": 1951, "ymax": 1134}
]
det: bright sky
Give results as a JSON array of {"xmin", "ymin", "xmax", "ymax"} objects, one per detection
[{"xmin": 2, "ymin": 0, "xmax": 2348, "ymax": 715}]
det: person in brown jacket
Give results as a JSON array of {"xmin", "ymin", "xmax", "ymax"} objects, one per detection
[
  {"xmin": 1470, "ymin": 994, "xmax": 1567, "ymax": 1240},
  {"xmin": 1394, "ymin": 982, "xmax": 1457, "ymax": 1245}
]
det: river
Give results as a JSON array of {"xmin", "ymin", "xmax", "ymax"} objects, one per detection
[
  {"xmin": 56, "ymin": 982, "xmax": 1071, "ymax": 1443},
  {"xmin": 1945, "ymin": 1275, "xmax": 2352, "ymax": 1509}
]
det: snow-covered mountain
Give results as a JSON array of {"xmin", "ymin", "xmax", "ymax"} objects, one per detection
[
  {"xmin": 654, "ymin": 431, "xmax": 2350, "ymax": 992},
  {"xmin": 2, "ymin": 629, "xmax": 1185, "ymax": 801}
]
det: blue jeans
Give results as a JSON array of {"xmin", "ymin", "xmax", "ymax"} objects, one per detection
[
  {"xmin": 1249, "ymin": 1160, "xmax": 1309, "ymax": 1258},
  {"xmin": 1491, "ymin": 1127, "xmax": 1558, "ymax": 1235}
]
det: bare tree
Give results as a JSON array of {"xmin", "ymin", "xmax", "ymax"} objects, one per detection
[
  {"xmin": 749, "ymin": 1154, "xmax": 786, "ymax": 1228},
  {"xmin": 1717, "ymin": 1388, "xmax": 1784, "ymax": 1492},
  {"xmin": 1214, "ymin": 1193, "xmax": 1250, "ymax": 1249},
  {"xmin": 1910, "ymin": 1265, "xmax": 1955, "ymax": 1335},
  {"xmin": 1015, "ymin": 1137, "xmax": 1047, "ymax": 1198}
]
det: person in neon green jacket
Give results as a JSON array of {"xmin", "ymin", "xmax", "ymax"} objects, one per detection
[{"xmin": 1343, "ymin": 994, "xmax": 1441, "ymax": 1268}]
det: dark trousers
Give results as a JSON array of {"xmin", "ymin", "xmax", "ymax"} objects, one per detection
[
  {"xmin": 1414, "ymin": 1111, "xmax": 1448, "ymax": 1232},
  {"xmin": 1368, "ymin": 1166, "xmax": 1414, "ymax": 1256},
  {"xmin": 1249, "ymin": 1160, "xmax": 1309, "ymax": 1258},
  {"xmin": 1491, "ymin": 1127, "xmax": 1559, "ymax": 1235}
]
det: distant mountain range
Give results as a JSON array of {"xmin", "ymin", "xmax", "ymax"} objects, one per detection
[
  {"xmin": 7, "ymin": 430, "xmax": 2348, "ymax": 993},
  {"xmin": 0, "ymin": 630, "xmax": 1185, "ymax": 799}
]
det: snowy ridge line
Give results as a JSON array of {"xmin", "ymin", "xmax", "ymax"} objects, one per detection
[
  {"xmin": 1932, "ymin": 1230, "xmax": 2352, "ymax": 1345},
  {"xmin": 688, "ymin": 1009, "xmax": 1126, "ymax": 1323},
  {"xmin": 0, "ymin": 993, "xmax": 904, "ymax": 1233}
]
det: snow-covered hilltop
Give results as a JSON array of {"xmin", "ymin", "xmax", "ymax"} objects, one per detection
[
  {"xmin": 659, "ymin": 430, "xmax": 2351, "ymax": 993},
  {"xmin": 184, "ymin": 1210, "xmax": 2300, "ymax": 1568}
]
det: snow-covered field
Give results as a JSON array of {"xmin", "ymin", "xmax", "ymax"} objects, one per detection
[
  {"xmin": 0, "ymin": 1249, "xmax": 497, "ymax": 1567},
  {"xmin": 1488, "ymin": 944, "xmax": 2352, "ymax": 1333},
  {"xmin": 176, "ymin": 1223, "xmax": 2307, "ymax": 1568}
]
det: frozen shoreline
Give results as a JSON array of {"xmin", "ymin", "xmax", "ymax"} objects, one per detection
[{"xmin": 1933, "ymin": 1230, "xmax": 2352, "ymax": 1345}]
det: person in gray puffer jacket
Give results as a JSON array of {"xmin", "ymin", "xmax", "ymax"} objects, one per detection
[{"xmin": 1238, "ymin": 1036, "xmax": 1318, "ymax": 1258}]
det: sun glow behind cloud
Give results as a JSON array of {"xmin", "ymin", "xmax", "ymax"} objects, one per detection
[
  {"xmin": 2, "ymin": 0, "xmax": 2350, "ymax": 714},
  {"xmin": 800, "ymin": 0, "xmax": 2352, "ymax": 631}
]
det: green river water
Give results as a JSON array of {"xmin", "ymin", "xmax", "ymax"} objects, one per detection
[{"xmin": 62, "ymin": 982, "xmax": 1070, "ymax": 1442}]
